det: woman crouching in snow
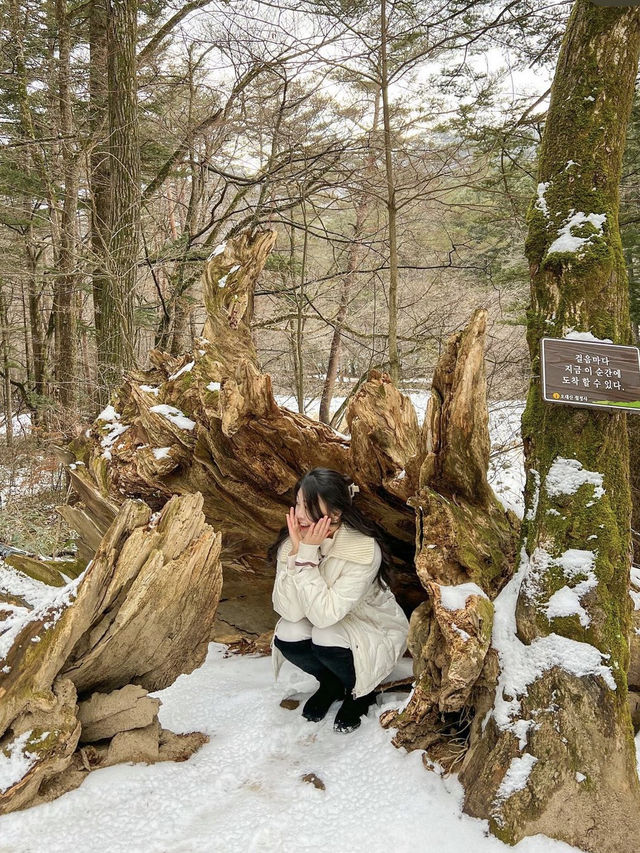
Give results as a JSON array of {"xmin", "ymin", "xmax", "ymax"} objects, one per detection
[{"xmin": 270, "ymin": 468, "xmax": 409, "ymax": 733}]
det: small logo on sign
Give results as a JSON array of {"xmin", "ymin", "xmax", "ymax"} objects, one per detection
[{"xmin": 552, "ymin": 393, "xmax": 560, "ymax": 399}]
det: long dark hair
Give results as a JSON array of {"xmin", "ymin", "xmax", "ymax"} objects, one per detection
[{"xmin": 268, "ymin": 468, "xmax": 391, "ymax": 587}]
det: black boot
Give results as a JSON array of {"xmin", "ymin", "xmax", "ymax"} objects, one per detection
[
  {"xmin": 333, "ymin": 692, "xmax": 377, "ymax": 733},
  {"xmin": 273, "ymin": 637, "xmax": 344, "ymax": 722},
  {"xmin": 312, "ymin": 644, "xmax": 376, "ymax": 732}
]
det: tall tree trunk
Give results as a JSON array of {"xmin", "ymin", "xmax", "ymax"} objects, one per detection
[
  {"xmin": 380, "ymin": 0, "xmax": 399, "ymax": 383},
  {"xmin": 89, "ymin": 0, "xmax": 111, "ymax": 403},
  {"xmin": 54, "ymin": 0, "xmax": 78, "ymax": 409},
  {"xmin": 0, "ymin": 283, "xmax": 13, "ymax": 448},
  {"xmin": 99, "ymin": 0, "xmax": 140, "ymax": 393},
  {"xmin": 25, "ymin": 236, "xmax": 46, "ymax": 407},
  {"xmin": 461, "ymin": 4, "xmax": 640, "ymax": 850}
]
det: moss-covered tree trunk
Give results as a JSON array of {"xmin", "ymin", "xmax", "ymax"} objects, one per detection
[{"xmin": 461, "ymin": 3, "xmax": 640, "ymax": 850}]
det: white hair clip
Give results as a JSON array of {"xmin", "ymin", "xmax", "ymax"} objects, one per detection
[{"xmin": 348, "ymin": 483, "xmax": 360, "ymax": 498}]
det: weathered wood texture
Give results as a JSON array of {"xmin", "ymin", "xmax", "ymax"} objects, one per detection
[
  {"xmin": 380, "ymin": 309, "xmax": 517, "ymax": 766},
  {"xmin": 0, "ymin": 493, "xmax": 221, "ymax": 814}
]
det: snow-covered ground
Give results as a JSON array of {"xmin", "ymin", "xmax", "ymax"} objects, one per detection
[{"xmin": 0, "ymin": 646, "xmax": 585, "ymax": 853}]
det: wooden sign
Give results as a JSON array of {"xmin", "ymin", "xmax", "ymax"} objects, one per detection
[{"xmin": 541, "ymin": 337, "xmax": 640, "ymax": 412}]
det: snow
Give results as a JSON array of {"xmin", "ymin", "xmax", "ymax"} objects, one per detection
[
  {"xmin": 139, "ymin": 385, "xmax": 160, "ymax": 396},
  {"xmin": 151, "ymin": 447, "xmax": 171, "ymax": 460},
  {"xmin": 545, "ymin": 457, "xmax": 604, "ymax": 500},
  {"xmin": 149, "ymin": 405, "xmax": 196, "ymax": 431},
  {"xmin": 439, "ymin": 582, "xmax": 488, "ymax": 612},
  {"xmin": 564, "ymin": 330, "xmax": 613, "ymax": 344},
  {"xmin": 494, "ymin": 753, "xmax": 538, "ymax": 804},
  {"xmin": 99, "ymin": 416, "xmax": 130, "ymax": 460},
  {"xmin": 488, "ymin": 547, "xmax": 616, "ymax": 748},
  {"xmin": 208, "ymin": 241, "xmax": 226, "ymax": 259},
  {"xmin": 547, "ymin": 211, "xmax": 606, "ymax": 256},
  {"xmin": 0, "ymin": 644, "xmax": 579, "ymax": 853},
  {"xmin": 0, "ymin": 731, "xmax": 44, "ymax": 794},
  {"xmin": 0, "ymin": 560, "xmax": 85, "ymax": 661},
  {"xmin": 168, "ymin": 361, "xmax": 195, "ymax": 382},
  {"xmin": 218, "ymin": 274, "xmax": 229, "ymax": 288},
  {"xmin": 545, "ymin": 586, "xmax": 590, "ymax": 626},
  {"xmin": 96, "ymin": 405, "xmax": 119, "ymax": 422},
  {"xmin": 207, "ymin": 381, "xmax": 221, "ymax": 392},
  {"xmin": 534, "ymin": 182, "xmax": 549, "ymax": 217},
  {"xmin": 575, "ymin": 772, "xmax": 586, "ymax": 783}
]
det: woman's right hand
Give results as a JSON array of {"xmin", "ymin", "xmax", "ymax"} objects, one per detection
[{"xmin": 286, "ymin": 507, "xmax": 302, "ymax": 555}]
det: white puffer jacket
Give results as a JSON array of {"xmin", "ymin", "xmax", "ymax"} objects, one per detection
[{"xmin": 272, "ymin": 524, "xmax": 409, "ymax": 697}]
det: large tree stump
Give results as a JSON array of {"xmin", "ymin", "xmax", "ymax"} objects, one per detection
[
  {"xmin": 0, "ymin": 493, "xmax": 220, "ymax": 814},
  {"xmin": 61, "ymin": 231, "xmax": 429, "ymax": 636},
  {"xmin": 380, "ymin": 309, "xmax": 518, "ymax": 766}
]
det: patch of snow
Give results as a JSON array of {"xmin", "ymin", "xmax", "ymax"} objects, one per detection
[
  {"xmin": 168, "ymin": 361, "xmax": 195, "ymax": 382},
  {"xmin": 451, "ymin": 624, "xmax": 471, "ymax": 642},
  {"xmin": 0, "ymin": 731, "xmax": 44, "ymax": 793},
  {"xmin": 439, "ymin": 583, "xmax": 488, "ymax": 612},
  {"xmin": 0, "ymin": 561, "xmax": 86, "ymax": 661},
  {"xmin": 564, "ymin": 330, "xmax": 613, "ymax": 344},
  {"xmin": 218, "ymin": 275, "xmax": 228, "ymax": 288},
  {"xmin": 487, "ymin": 401, "xmax": 526, "ymax": 519},
  {"xmin": 495, "ymin": 753, "xmax": 538, "ymax": 803},
  {"xmin": 151, "ymin": 447, "xmax": 171, "ymax": 460},
  {"xmin": 525, "ymin": 548, "xmax": 597, "ymax": 627},
  {"xmin": 149, "ymin": 405, "xmax": 196, "ymax": 431},
  {"xmin": 139, "ymin": 385, "xmax": 159, "ymax": 396},
  {"xmin": 100, "ymin": 422, "xmax": 129, "ymax": 455},
  {"xmin": 96, "ymin": 405, "xmax": 119, "ymax": 422},
  {"xmin": 575, "ymin": 772, "xmax": 586, "ymax": 783},
  {"xmin": 630, "ymin": 589, "xmax": 640, "ymax": 611},
  {"xmin": 545, "ymin": 587, "xmax": 589, "ymax": 626},
  {"xmin": 207, "ymin": 382, "xmax": 221, "ymax": 392},
  {"xmin": 545, "ymin": 457, "xmax": 604, "ymax": 500},
  {"xmin": 547, "ymin": 211, "xmax": 606, "ymax": 256},
  {"xmin": 535, "ymin": 182, "xmax": 549, "ymax": 217},
  {"xmin": 208, "ymin": 241, "xmax": 226, "ymax": 259}
]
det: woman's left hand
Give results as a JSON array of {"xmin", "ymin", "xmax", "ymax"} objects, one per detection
[{"xmin": 301, "ymin": 515, "xmax": 332, "ymax": 546}]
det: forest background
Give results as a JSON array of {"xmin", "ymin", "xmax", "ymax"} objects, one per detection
[{"xmin": 2, "ymin": 0, "xmax": 639, "ymax": 551}]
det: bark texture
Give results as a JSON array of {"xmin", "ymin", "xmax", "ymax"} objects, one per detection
[{"xmin": 460, "ymin": 4, "xmax": 640, "ymax": 851}]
